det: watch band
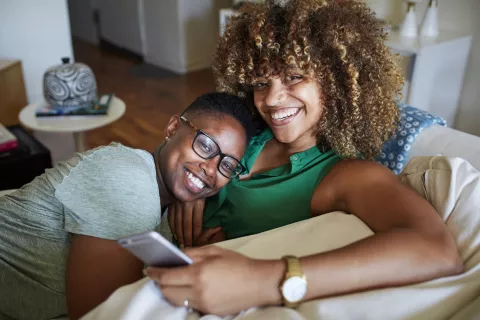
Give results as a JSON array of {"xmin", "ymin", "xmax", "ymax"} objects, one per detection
[
  {"xmin": 281, "ymin": 255, "xmax": 306, "ymax": 308},
  {"xmin": 283, "ymin": 255, "xmax": 302, "ymax": 276}
]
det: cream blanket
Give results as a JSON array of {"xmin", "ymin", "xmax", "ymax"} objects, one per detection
[{"xmin": 83, "ymin": 156, "xmax": 480, "ymax": 320}]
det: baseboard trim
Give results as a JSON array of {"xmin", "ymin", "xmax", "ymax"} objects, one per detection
[
  {"xmin": 99, "ymin": 38, "xmax": 144, "ymax": 63},
  {"xmin": 144, "ymin": 56, "xmax": 211, "ymax": 74}
]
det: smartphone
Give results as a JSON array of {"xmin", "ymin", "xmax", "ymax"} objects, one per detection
[{"xmin": 118, "ymin": 231, "xmax": 192, "ymax": 267}]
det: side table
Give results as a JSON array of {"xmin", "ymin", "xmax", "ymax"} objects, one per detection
[{"xmin": 19, "ymin": 96, "xmax": 126, "ymax": 152}]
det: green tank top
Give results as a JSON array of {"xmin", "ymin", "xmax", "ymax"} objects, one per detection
[{"xmin": 203, "ymin": 128, "xmax": 342, "ymax": 239}]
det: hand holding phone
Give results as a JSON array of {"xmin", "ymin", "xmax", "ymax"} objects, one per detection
[{"xmin": 118, "ymin": 231, "xmax": 192, "ymax": 267}]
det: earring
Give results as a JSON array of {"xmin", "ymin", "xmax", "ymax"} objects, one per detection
[{"xmin": 165, "ymin": 136, "xmax": 170, "ymax": 141}]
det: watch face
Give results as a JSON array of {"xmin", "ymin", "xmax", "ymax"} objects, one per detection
[{"xmin": 282, "ymin": 276, "xmax": 307, "ymax": 303}]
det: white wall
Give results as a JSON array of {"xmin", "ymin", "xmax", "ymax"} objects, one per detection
[
  {"xmin": 143, "ymin": 0, "xmax": 184, "ymax": 72},
  {"xmin": 366, "ymin": 0, "xmax": 480, "ymax": 136},
  {"xmin": 143, "ymin": 0, "xmax": 231, "ymax": 74},
  {"xmin": 99, "ymin": 0, "xmax": 144, "ymax": 55},
  {"xmin": 67, "ymin": 0, "xmax": 98, "ymax": 45},
  {"xmin": 180, "ymin": 0, "xmax": 218, "ymax": 72},
  {"xmin": 0, "ymin": 0, "xmax": 74, "ymax": 103},
  {"xmin": 90, "ymin": 0, "xmax": 100, "ymax": 9},
  {"xmin": 454, "ymin": 8, "xmax": 480, "ymax": 137}
]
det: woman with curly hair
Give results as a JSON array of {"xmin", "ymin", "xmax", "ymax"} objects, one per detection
[{"xmin": 146, "ymin": 0, "xmax": 463, "ymax": 316}]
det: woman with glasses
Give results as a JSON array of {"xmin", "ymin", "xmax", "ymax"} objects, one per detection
[
  {"xmin": 0, "ymin": 92, "xmax": 255, "ymax": 320},
  {"xmin": 153, "ymin": 0, "xmax": 463, "ymax": 316},
  {"xmin": 160, "ymin": 115, "xmax": 249, "ymax": 246}
]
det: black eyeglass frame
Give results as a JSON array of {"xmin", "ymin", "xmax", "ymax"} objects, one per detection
[{"xmin": 180, "ymin": 116, "xmax": 245, "ymax": 179}]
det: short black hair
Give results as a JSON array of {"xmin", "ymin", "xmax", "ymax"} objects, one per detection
[{"xmin": 182, "ymin": 92, "xmax": 256, "ymax": 143}]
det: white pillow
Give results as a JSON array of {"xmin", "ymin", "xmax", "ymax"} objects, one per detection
[{"xmin": 400, "ymin": 156, "xmax": 480, "ymax": 270}]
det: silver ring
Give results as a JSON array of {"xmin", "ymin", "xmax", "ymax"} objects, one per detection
[{"xmin": 184, "ymin": 299, "xmax": 193, "ymax": 312}]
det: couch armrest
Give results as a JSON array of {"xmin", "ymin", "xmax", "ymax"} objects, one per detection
[{"xmin": 409, "ymin": 125, "xmax": 480, "ymax": 170}]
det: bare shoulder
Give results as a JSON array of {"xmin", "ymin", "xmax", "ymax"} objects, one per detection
[
  {"xmin": 310, "ymin": 159, "xmax": 398, "ymax": 216},
  {"xmin": 328, "ymin": 159, "xmax": 396, "ymax": 182}
]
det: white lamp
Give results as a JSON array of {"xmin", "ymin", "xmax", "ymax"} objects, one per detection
[
  {"xmin": 420, "ymin": 0, "xmax": 439, "ymax": 38},
  {"xmin": 400, "ymin": 0, "xmax": 423, "ymax": 38}
]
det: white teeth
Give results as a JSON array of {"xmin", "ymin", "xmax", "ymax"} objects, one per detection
[
  {"xmin": 271, "ymin": 108, "xmax": 299, "ymax": 120},
  {"xmin": 187, "ymin": 171, "xmax": 205, "ymax": 189}
]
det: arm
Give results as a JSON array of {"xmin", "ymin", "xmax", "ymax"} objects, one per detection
[
  {"xmin": 66, "ymin": 234, "xmax": 144, "ymax": 320},
  {"xmin": 263, "ymin": 160, "xmax": 463, "ymax": 303},
  {"xmin": 146, "ymin": 160, "xmax": 463, "ymax": 315},
  {"xmin": 54, "ymin": 146, "xmax": 160, "ymax": 318}
]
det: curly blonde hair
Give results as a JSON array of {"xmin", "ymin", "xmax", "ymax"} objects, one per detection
[{"xmin": 213, "ymin": 0, "xmax": 403, "ymax": 159}]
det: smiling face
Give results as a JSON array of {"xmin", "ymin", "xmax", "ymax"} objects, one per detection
[
  {"xmin": 214, "ymin": 1, "xmax": 404, "ymax": 158},
  {"xmin": 159, "ymin": 113, "xmax": 247, "ymax": 202},
  {"xmin": 252, "ymin": 72, "xmax": 324, "ymax": 145}
]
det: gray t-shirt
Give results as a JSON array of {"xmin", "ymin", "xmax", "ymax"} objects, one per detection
[{"xmin": 0, "ymin": 143, "xmax": 161, "ymax": 320}]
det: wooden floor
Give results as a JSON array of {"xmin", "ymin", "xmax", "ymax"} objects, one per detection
[{"xmin": 73, "ymin": 39, "xmax": 216, "ymax": 151}]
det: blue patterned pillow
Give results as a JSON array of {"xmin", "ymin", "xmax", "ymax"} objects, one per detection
[{"xmin": 376, "ymin": 105, "xmax": 447, "ymax": 174}]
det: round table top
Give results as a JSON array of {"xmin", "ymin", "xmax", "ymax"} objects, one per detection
[{"xmin": 19, "ymin": 96, "xmax": 126, "ymax": 133}]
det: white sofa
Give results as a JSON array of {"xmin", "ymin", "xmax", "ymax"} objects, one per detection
[
  {"xmin": 0, "ymin": 125, "xmax": 479, "ymax": 198},
  {"xmin": 408, "ymin": 125, "xmax": 480, "ymax": 170}
]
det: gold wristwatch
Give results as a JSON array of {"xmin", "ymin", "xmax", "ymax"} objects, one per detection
[{"xmin": 280, "ymin": 255, "xmax": 307, "ymax": 308}]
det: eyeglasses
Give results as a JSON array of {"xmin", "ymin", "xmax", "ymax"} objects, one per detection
[{"xmin": 180, "ymin": 116, "xmax": 245, "ymax": 179}]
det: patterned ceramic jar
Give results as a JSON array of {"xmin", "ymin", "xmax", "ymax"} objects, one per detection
[{"xmin": 43, "ymin": 57, "xmax": 97, "ymax": 108}]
